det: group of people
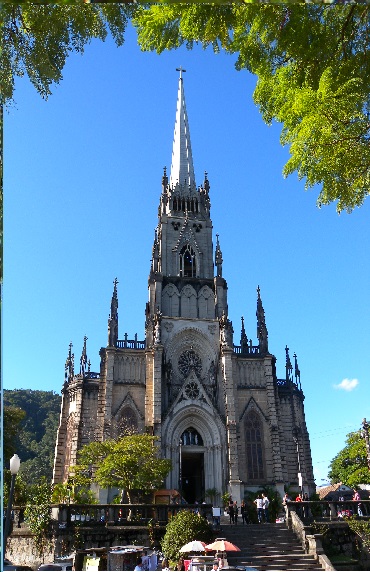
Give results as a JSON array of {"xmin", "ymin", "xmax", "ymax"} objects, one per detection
[
  {"xmin": 227, "ymin": 493, "xmax": 271, "ymax": 524},
  {"xmin": 253, "ymin": 493, "xmax": 270, "ymax": 523},
  {"xmin": 227, "ymin": 497, "xmax": 249, "ymax": 524},
  {"xmin": 283, "ymin": 491, "xmax": 310, "ymax": 518}
]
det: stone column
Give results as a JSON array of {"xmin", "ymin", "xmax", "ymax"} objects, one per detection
[
  {"xmin": 221, "ymin": 349, "xmax": 242, "ymax": 504},
  {"xmin": 153, "ymin": 344, "xmax": 164, "ymax": 441},
  {"xmin": 264, "ymin": 356, "xmax": 284, "ymax": 484},
  {"xmin": 145, "ymin": 345, "xmax": 163, "ymax": 440}
]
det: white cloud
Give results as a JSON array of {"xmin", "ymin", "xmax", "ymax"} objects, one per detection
[{"xmin": 333, "ymin": 378, "xmax": 359, "ymax": 392}]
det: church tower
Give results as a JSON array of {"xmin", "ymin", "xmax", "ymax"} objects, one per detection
[
  {"xmin": 144, "ymin": 67, "xmax": 230, "ymax": 502},
  {"xmin": 53, "ymin": 71, "xmax": 315, "ymax": 504}
]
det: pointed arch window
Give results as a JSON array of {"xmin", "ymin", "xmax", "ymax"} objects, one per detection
[
  {"xmin": 245, "ymin": 410, "xmax": 265, "ymax": 480},
  {"xmin": 117, "ymin": 406, "xmax": 138, "ymax": 436},
  {"xmin": 181, "ymin": 427, "xmax": 203, "ymax": 446},
  {"xmin": 180, "ymin": 244, "xmax": 196, "ymax": 277}
]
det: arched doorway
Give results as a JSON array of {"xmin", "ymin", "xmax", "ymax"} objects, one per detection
[
  {"xmin": 180, "ymin": 428, "xmax": 204, "ymax": 503},
  {"xmin": 162, "ymin": 404, "xmax": 227, "ymax": 504}
]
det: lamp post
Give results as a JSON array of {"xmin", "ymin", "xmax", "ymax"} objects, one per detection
[
  {"xmin": 3, "ymin": 454, "xmax": 21, "ymax": 554},
  {"xmin": 292, "ymin": 431, "xmax": 302, "ymax": 495},
  {"xmin": 361, "ymin": 418, "xmax": 370, "ymax": 470}
]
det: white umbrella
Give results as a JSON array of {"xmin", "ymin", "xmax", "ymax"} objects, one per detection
[{"xmin": 179, "ymin": 540, "xmax": 207, "ymax": 553}]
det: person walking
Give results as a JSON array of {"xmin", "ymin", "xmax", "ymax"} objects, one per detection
[
  {"xmin": 262, "ymin": 493, "xmax": 270, "ymax": 523},
  {"xmin": 254, "ymin": 495, "xmax": 263, "ymax": 523}
]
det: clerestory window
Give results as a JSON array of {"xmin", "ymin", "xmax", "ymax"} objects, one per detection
[{"xmin": 180, "ymin": 244, "xmax": 196, "ymax": 277}]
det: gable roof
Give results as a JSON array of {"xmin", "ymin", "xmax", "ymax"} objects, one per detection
[{"xmin": 317, "ymin": 483, "xmax": 353, "ymax": 500}]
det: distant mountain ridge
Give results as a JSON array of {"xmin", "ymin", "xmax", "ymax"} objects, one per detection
[{"xmin": 3, "ymin": 389, "xmax": 62, "ymax": 484}]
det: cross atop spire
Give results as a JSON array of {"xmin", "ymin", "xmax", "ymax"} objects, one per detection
[
  {"xmin": 176, "ymin": 66, "xmax": 186, "ymax": 80},
  {"xmin": 170, "ymin": 70, "xmax": 196, "ymax": 192}
]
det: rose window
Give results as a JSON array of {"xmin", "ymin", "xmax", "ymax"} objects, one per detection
[
  {"xmin": 178, "ymin": 350, "xmax": 202, "ymax": 378},
  {"xmin": 184, "ymin": 381, "xmax": 200, "ymax": 400}
]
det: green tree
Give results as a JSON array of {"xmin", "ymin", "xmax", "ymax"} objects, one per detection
[
  {"xmin": 1, "ymin": 3, "xmax": 135, "ymax": 104},
  {"xmin": 205, "ymin": 487, "xmax": 219, "ymax": 505},
  {"xmin": 75, "ymin": 434, "xmax": 172, "ymax": 504},
  {"xmin": 51, "ymin": 480, "xmax": 97, "ymax": 505},
  {"xmin": 328, "ymin": 431, "xmax": 370, "ymax": 487},
  {"xmin": 24, "ymin": 478, "xmax": 53, "ymax": 558},
  {"xmin": 347, "ymin": 518, "xmax": 370, "ymax": 552},
  {"xmin": 3, "ymin": 470, "xmax": 30, "ymax": 508},
  {"xmin": 3, "ymin": 405, "xmax": 26, "ymax": 463},
  {"xmin": 161, "ymin": 510, "xmax": 213, "ymax": 563},
  {"xmin": 3, "ymin": 5, "xmax": 369, "ymax": 213},
  {"xmin": 133, "ymin": 5, "xmax": 370, "ymax": 212},
  {"xmin": 3, "ymin": 389, "xmax": 62, "ymax": 484}
]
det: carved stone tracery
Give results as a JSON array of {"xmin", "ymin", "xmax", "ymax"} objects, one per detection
[{"xmin": 178, "ymin": 349, "xmax": 202, "ymax": 378}]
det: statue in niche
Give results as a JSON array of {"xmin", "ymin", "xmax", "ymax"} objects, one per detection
[
  {"xmin": 166, "ymin": 360, "xmax": 173, "ymax": 383},
  {"xmin": 153, "ymin": 307, "xmax": 162, "ymax": 345},
  {"xmin": 166, "ymin": 360, "xmax": 173, "ymax": 403},
  {"xmin": 208, "ymin": 361, "xmax": 217, "ymax": 401},
  {"xmin": 108, "ymin": 317, "xmax": 117, "ymax": 347},
  {"xmin": 219, "ymin": 311, "xmax": 233, "ymax": 348}
]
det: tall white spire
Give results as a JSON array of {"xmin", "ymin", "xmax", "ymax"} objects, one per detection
[{"xmin": 170, "ymin": 67, "xmax": 196, "ymax": 192}]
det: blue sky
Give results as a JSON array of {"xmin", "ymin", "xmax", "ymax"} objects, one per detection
[{"xmin": 4, "ymin": 24, "xmax": 370, "ymax": 485}]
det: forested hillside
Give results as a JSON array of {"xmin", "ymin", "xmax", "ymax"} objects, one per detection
[{"xmin": 3, "ymin": 389, "xmax": 62, "ymax": 484}]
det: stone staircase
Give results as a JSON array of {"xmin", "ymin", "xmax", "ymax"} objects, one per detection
[{"xmin": 216, "ymin": 519, "xmax": 326, "ymax": 570}]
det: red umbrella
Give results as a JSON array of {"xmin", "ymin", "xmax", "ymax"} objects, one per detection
[{"xmin": 205, "ymin": 539, "xmax": 241, "ymax": 552}]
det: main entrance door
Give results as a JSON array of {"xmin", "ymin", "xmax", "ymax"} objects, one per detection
[{"xmin": 181, "ymin": 452, "xmax": 204, "ymax": 503}]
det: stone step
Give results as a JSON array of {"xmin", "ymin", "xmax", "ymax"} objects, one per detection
[
  {"xmin": 229, "ymin": 560, "xmax": 324, "ymax": 569},
  {"xmin": 213, "ymin": 521, "xmax": 325, "ymax": 571},
  {"xmin": 230, "ymin": 552, "xmax": 306, "ymax": 557},
  {"xmin": 230, "ymin": 563, "xmax": 323, "ymax": 570},
  {"xmin": 236, "ymin": 561, "xmax": 321, "ymax": 569}
]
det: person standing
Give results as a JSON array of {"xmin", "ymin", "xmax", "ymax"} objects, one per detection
[
  {"xmin": 353, "ymin": 489, "xmax": 363, "ymax": 516},
  {"xmin": 302, "ymin": 492, "xmax": 309, "ymax": 519},
  {"xmin": 240, "ymin": 500, "xmax": 248, "ymax": 524},
  {"xmin": 134, "ymin": 557, "xmax": 144, "ymax": 571},
  {"xmin": 228, "ymin": 497, "xmax": 235, "ymax": 524},
  {"xmin": 254, "ymin": 495, "xmax": 263, "ymax": 523},
  {"xmin": 233, "ymin": 501, "xmax": 238, "ymax": 525},
  {"xmin": 295, "ymin": 493, "xmax": 303, "ymax": 517},
  {"xmin": 262, "ymin": 493, "xmax": 270, "ymax": 523}
]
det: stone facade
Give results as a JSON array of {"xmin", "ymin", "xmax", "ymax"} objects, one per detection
[{"xmin": 53, "ymin": 73, "xmax": 315, "ymax": 505}]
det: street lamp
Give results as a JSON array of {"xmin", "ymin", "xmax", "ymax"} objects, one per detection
[
  {"xmin": 292, "ymin": 431, "xmax": 302, "ymax": 495},
  {"xmin": 3, "ymin": 454, "xmax": 21, "ymax": 555}
]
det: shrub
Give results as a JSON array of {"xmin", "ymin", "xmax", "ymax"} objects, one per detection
[{"xmin": 161, "ymin": 510, "xmax": 213, "ymax": 562}]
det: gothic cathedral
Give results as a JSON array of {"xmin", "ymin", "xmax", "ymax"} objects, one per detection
[{"xmin": 53, "ymin": 72, "xmax": 315, "ymax": 504}]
